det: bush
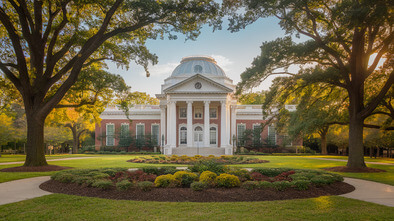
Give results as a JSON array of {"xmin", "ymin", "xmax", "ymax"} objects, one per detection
[
  {"xmin": 272, "ymin": 181, "xmax": 292, "ymax": 191},
  {"xmin": 258, "ymin": 181, "xmax": 273, "ymax": 189},
  {"xmin": 138, "ymin": 181, "xmax": 154, "ymax": 191},
  {"xmin": 173, "ymin": 171, "xmax": 198, "ymax": 187},
  {"xmin": 199, "ymin": 171, "xmax": 217, "ymax": 186},
  {"xmin": 92, "ymin": 180, "xmax": 113, "ymax": 190},
  {"xmin": 188, "ymin": 159, "xmax": 225, "ymax": 174},
  {"xmin": 159, "ymin": 166, "xmax": 179, "ymax": 175},
  {"xmin": 215, "ymin": 173, "xmax": 241, "ymax": 188},
  {"xmin": 190, "ymin": 182, "xmax": 206, "ymax": 191},
  {"xmin": 292, "ymin": 180, "xmax": 310, "ymax": 191},
  {"xmin": 250, "ymin": 172, "xmax": 269, "ymax": 181},
  {"xmin": 154, "ymin": 174, "xmax": 176, "ymax": 187},
  {"xmin": 116, "ymin": 180, "xmax": 133, "ymax": 191},
  {"xmin": 227, "ymin": 169, "xmax": 251, "ymax": 182},
  {"xmin": 251, "ymin": 168, "xmax": 292, "ymax": 177},
  {"xmin": 52, "ymin": 173, "xmax": 74, "ymax": 183},
  {"xmin": 241, "ymin": 181, "xmax": 259, "ymax": 190},
  {"xmin": 127, "ymin": 170, "xmax": 157, "ymax": 182},
  {"xmin": 310, "ymin": 174, "xmax": 337, "ymax": 186},
  {"xmin": 142, "ymin": 166, "xmax": 160, "ymax": 175},
  {"xmin": 92, "ymin": 172, "xmax": 110, "ymax": 180}
]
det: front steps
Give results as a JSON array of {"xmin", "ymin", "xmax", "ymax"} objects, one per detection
[{"xmin": 171, "ymin": 147, "xmax": 226, "ymax": 156}]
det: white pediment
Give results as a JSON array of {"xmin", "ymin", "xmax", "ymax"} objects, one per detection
[{"xmin": 163, "ymin": 74, "xmax": 233, "ymax": 94}]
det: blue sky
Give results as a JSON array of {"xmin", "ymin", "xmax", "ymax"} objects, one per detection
[{"xmin": 107, "ymin": 17, "xmax": 287, "ymax": 97}]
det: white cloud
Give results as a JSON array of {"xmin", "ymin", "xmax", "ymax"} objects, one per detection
[
  {"xmin": 210, "ymin": 54, "xmax": 233, "ymax": 72},
  {"xmin": 140, "ymin": 62, "xmax": 179, "ymax": 77}
]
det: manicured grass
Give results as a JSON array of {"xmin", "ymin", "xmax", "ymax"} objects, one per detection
[
  {"xmin": 0, "ymin": 194, "xmax": 393, "ymax": 220},
  {"xmin": 302, "ymin": 155, "xmax": 394, "ymax": 164},
  {"xmin": 0, "ymin": 154, "xmax": 93, "ymax": 163}
]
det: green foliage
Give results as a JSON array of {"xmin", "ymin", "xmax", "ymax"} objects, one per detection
[
  {"xmin": 258, "ymin": 181, "xmax": 273, "ymax": 189},
  {"xmin": 215, "ymin": 174, "xmax": 241, "ymax": 188},
  {"xmin": 241, "ymin": 181, "xmax": 259, "ymax": 190},
  {"xmin": 51, "ymin": 173, "xmax": 75, "ymax": 183},
  {"xmin": 137, "ymin": 181, "xmax": 154, "ymax": 192},
  {"xmin": 272, "ymin": 181, "xmax": 292, "ymax": 191},
  {"xmin": 199, "ymin": 171, "xmax": 217, "ymax": 186},
  {"xmin": 92, "ymin": 180, "xmax": 113, "ymax": 190},
  {"xmin": 154, "ymin": 174, "xmax": 176, "ymax": 188},
  {"xmin": 173, "ymin": 171, "xmax": 198, "ymax": 187},
  {"xmin": 292, "ymin": 180, "xmax": 310, "ymax": 191},
  {"xmin": 188, "ymin": 159, "xmax": 226, "ymax": 174},
  {"xmin": 190, "ymin": 182, "xmax": 207, "ymax": 191},
  {"xmin": 116, "ymin": 180, "xmax": 133, "ymax": 191}
]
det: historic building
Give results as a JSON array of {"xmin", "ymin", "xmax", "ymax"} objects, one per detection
[{"xmin": 95, "ymin": 56, "xmax": 301, "ymax": 156}]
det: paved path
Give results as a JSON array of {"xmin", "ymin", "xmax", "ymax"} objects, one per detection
[
  {"xmin": 0, "ymin": 157, "xmax": 96, "ymax": 166},
  {"xmin": 341, "ymin": 178, "xmax": 394, "ymax": 207},
  {"xmin": 0, "ymin": 176, "xmax": 52, "ymax": 206},
  {"xmin": 0, "ymin": 176, "xmax": 392, "ymax": 207},
  {"xmin": 306, "ymin": 157, "xmax": 394, "ymax": 165}
]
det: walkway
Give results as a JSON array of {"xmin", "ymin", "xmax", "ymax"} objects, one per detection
[
  {"xmin": 0, "ymin": 176, "xmax": 52, "ymax": 206},
  {"xmin": 341, "ymin": 178, "xmax": 394, "ymax": 207},
  {"xmin": 0, "ymin": 157, "xmax": 96, "ymax": 166},
  {"xmin": 306, "ymin": 157, "xmax": 394, "ymax": 166},
  {"xmin": 0, "ymin": 176, "xmax": 393, "ymax": 207}
]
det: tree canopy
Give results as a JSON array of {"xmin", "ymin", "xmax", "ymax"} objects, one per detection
[{"xmin": 224, "ymin": 0, "xmax": 393, "ymax": 168}]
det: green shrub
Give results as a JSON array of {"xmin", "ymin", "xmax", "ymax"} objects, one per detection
[
  {"xmin": 310, "ymin": 175, "xmax": 337, "ymax": 186},
  {"xmin": 154, "ymin": 174, "xmax": 176, "ymax": 187},
  {"xmin": 241, "ymin": 181, "xmax": 259, "ymax": 190},
  {"xmin": 142, "ymin": 166, "xmax": 159, "ymax": 175},
  {"xmin": 190, "ymin": 182, "xmax": 206, "ymax": 191},
  {"xmin": 215, "ymin": 173, "xmax": 241, "ymax": 188},
  {"xmin": 289, "ymin": 174, "xmax": 309, "ymax": 181},
  {"xmin": 188, "ymin": 159, "xmax": 225, "ymax": 174},
  {"xmin": 199, "ymin": 171, "xmax": 217, "ymax": 186},
  {"xmin": 293, "ymin": 180, "xmax": 310, "ymax": 190},
  {"xmin": 272, "ymin": 181, "xmax": 292, "ymax": 191},
  {"xmin": 116, "ymin": 180, "xmax": 133, "ymax": 191},
  {"xmin": 101, "ymin": 169, "xmax": 118, "ymax": 177},
  {"xmin": 173, "ymin": 171, "xmax": 198, "ymax": 187},
  {"xmin": 251, "ymin": 168, "xmax": 292, "ymax": 177},
  {"xmin": 138, "ymin": 181, "xmax": 154, "ymax": 191},
  {"xmin": 92, "ymin": 173, "xmax": 110, "ymax": 180},
  {"xmin": 53, "ymin": 173, "xmax": 74, "ymax": 183},
  {"xmin": 258, "ymin": 181, "xmax": 273, "ymax": 189},
  {"xmin": 227, "ymin": 169, "xmax": 252, "ymax": 182},
  {"xmin": 159, "ymin": 166, "xmax": 179, "ymax": 175},
  {"xmin": 92, "ymin": 180, "xmax": 113, "ymax": 190}
]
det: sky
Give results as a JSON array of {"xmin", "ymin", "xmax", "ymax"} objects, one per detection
[{"xmin": 106, "ymin": 17, "xmax": 288, "ymax": 97}]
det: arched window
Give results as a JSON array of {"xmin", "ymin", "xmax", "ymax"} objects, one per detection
[
  {"xmin": 210, "ymin": 127, "xmax": 217, "ymax": 145},
  {"xmin": 180, "ymin": 126, "xmax": 187, "ymax": 144}
]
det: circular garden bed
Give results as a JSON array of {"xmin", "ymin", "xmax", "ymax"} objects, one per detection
[
  {"xmin": 127, "ymin": 155, "xmax": 269, "ymax": 164},
  {"xmin": 40, "ymin": 161, "xmax": 354, "ymax": 202}
]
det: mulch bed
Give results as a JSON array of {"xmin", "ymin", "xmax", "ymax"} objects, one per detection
[
  {"xmin": 40, "ymin": 180, "xmax": 355, "ymax": 202},
  {"xmin": 1, "ymin": 165, "xmax": 72, "ymax": 172},
  {"xmin": 323, "ymin": 166, "xmax": 386, "ymax": 173}
]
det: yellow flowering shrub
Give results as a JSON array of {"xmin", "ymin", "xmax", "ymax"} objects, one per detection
[
  {"xmin": 215, "ymin": 173, "xmax": 241, "ymax": 188},
  {"xmin": 199, "ymin": 171, "xmax": 217, "ymax": 186}
]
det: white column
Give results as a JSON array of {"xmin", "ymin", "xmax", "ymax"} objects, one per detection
[
  {"xmin": 166, "ymin": 102, "xmax": 171, "ymax": 147},
  {"xmin": 220, "ymin": 100, "xmax": 227, "ymax": 147},
  {"xmin": 231, "ymin": 105, "xmax": 237, "ymax": 146},
  {"xmin": 226, "ymin": 103, "xmax": 231, "ymax": 146},
  {"xmin": 170, "ymin": 101, "xmax": 177, "ymax": 148},
  {"xmin": 160, "ymin": 106, "xmax": 166, "ymax": 148},
  {"xmin": 204, "ymin": 101, "xmax": 210, "ymax": 147},
  {"xmin": 187, "ymin": 101, "xmax": 193, "ymax": 147}
]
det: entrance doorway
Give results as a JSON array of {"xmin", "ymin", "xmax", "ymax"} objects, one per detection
[{"xmin": 194, "ymin": 126, "xmax": 203, "ymax": 147}]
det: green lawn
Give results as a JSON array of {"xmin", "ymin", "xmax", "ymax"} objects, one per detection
[
  {"xmin": 301, "ymin": 155, "xmax": 394, "ymax": 164},
  {"xmin": 0, "ymin": 154, "xmax": 93, "ymax": 163},
  {"xmin": 0, "ymin": 194, "xmax": 392, "ymax": 220}
]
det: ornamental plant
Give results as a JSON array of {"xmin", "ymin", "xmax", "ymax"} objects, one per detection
[
  {"xmin": 215, "ymin": 173, "xmax": 241, "ymax": 188},
  {"xmin": 199, "ymin": 171, "xmax": 217, "ymax": 186},
  {"xmin": 173, "ymin": 171, "xmax": 198, "ymax": 187},
  {"xmin": 154, "ymin": 174, "xmax": 176, "ymax": 187}
]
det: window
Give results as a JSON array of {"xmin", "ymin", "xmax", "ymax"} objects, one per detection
[
  {"xmin": 151, "ymin": 124, "xmax": 160, "ymax": 146},
  {"xmin": 268, "ymin": 125, "xmax": 276, "ymax": 145},
  {"xmin": 210, "ymin": 127, "xmax": 217, "ymax": 145},
  {"xmin": 120, "ymin": 124, "xmax": 129, "ymax": 138},
  {"xmin": 209, "ymin": 108, "xmax": 217, "ymax": 119},
  {"xmin": 179, "ymin": 107, "xmax": 187, "ymax": 119},
  {"xmin": 180, "ymin": 126, "xmax": 187, "ymax": 144},
  {"xmin": 136, "ymin": 124, "xmax": 145, "ymax": 139},
  {"xmin": 194, "ymin": 107, "xmax": 203, "ymax": 119},
  {"xmin": 237, "ymin": 124, "xmax": 246, "ymax": 146},
  {"xmin": 106, "ymin": 124, "xmax": 115, "ymax": 146},
  {"xmin": 194, "ymin": 65, "xmax": 203, "ymax": 73}
]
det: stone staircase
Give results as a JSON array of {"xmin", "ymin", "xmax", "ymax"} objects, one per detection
[{"xmin": 171, "ymin": 147, "xmax": 225, "ymax": 156}]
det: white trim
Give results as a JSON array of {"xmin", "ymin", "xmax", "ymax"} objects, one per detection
[
  {"xmin": 178, "ymin": 124, "xmax": 187, "ymax": 146},
  {"xmin": 106, "ymin": 123, "xmax": 115, "ymax": 146}
]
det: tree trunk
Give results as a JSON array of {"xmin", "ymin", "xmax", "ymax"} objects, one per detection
[
  {"xmin": 320, "ymin": 133, "xmax": 328, "ymax": 155},
  {"xmin": 346, "ymin": 99, "xmax": 366, "ymax": 168},
  {"xmin": 24, "ymin": 113, "xmax": 48, "ymax": 166}
]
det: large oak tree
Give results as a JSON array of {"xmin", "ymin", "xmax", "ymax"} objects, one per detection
[
  {"xmin": 0, "ymin": 0, "xmax": 219, "ymax": 166},
  {"xmin": 224, "ymin": 0, "xmax": 393, "ymax": 168}
]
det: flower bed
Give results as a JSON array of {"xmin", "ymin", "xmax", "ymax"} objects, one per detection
[{"xmin": 127, "ymin": 155, "xmax": 268, "ymax": 164}]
